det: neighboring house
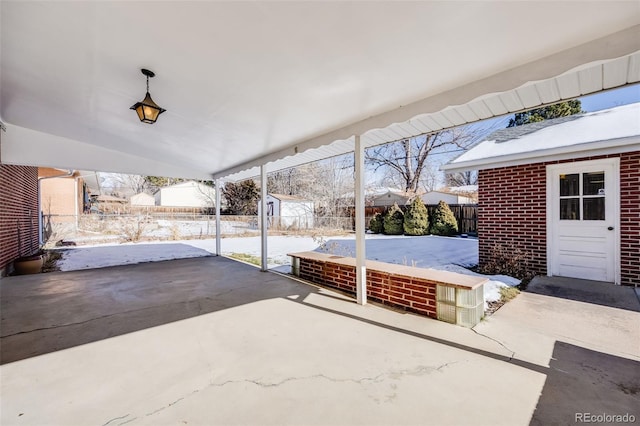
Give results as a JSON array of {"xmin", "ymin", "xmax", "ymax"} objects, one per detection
[
  {"xmin": 0, "ymin": 164, "xmax": 39, "ymax": 277},
  {"xmin": 259, "ymin": 194, "xmax": 315, "ymax": 229},
  {"xmin": 340, "ymin": 187, "xmax": 415, "ymax": 208},
  {"xmin": 154, "ymin": 181, "xmax": 215, "ymax": 208},
  {"xmin": 442, "ymin": 103, "xmax": 640, "ymax": 286},
  {"xmin": 91, "ymin": 194, "xmax": 128, "ymax": 213},
  {"xmin": 130, "ymin": 192, "xmax": 155, "ymax": 206},
  {"xmin": 39, "ymin": 168, "xmax": 89, "ymax": 221},
  {"xmin": 368, "ymin": 188, "xmax": 415, "ymax": 207},
  {"xmin": 421, "ymin": 190, "xmax": 476, "ymax": 205}
]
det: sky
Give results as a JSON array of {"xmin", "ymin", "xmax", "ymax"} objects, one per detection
[
  {"xmin": 466, "ymin": 83, "xmax": 640, "ymax": 137},
  {"xmin": 580, "ymin": 84, "xmax": 640, "ymax": 112}
]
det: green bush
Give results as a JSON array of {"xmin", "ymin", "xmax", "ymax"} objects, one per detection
[
  {"xmin": 383, "ymin": 203, "xmax": 405, "ymax": 235},
  {"xmin": 403, "ymin": 197, "xmax": 429, "ymax": 236},
  {"xmin": 430, "ymin": 200, "xmax": 458, "ymax": 236},
  {"xmin": 369, "ymin": 212, "xmax": 384, "ymax": 234}
]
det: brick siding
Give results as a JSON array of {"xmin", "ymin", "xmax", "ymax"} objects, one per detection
[
  {"xmin": 297, "ymin": 257, "xmax": 438, "ymax": 318},
  {"xmin": 619, "ymin": 151, "xmax": 640, "ymax": 285},
  {"xmin": 0, "ymin": 164, "xmax": 39, "ymax": 276},
  {"xmin": 478, "ymin": 151, "xmax": 639, "ymax": 286}
]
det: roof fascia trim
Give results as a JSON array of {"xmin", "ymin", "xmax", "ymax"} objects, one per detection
[{"xmin": 441, "ymin": 137, "xmax": 640, "ymax": 173}]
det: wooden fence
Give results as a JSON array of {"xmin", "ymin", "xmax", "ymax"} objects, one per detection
[{"xmin": 425, "ymin": 204, "xmax": 477, "ymax": 235}]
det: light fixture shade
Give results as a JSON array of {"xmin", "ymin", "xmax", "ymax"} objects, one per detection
[{"xmin": 130, "ymin": 92, "xmax": 166, "ymax": 124}]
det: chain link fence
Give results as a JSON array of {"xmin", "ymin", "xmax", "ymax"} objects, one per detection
[{"xmin": 43, "ymin": 213, "xmax": 354, "ymax": 246}]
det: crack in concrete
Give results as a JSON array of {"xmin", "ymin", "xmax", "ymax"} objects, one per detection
[
  {"xmin": 144, "ymin": 390, "xmax": 199, "ymax": 417},
  {"xmin": 470, "ymin": 327, "xmax": 516, "ymax": 360},
  {"xmin": 101, "ymin": 414, "xmax": 130, "ymax": 426},
  {"xmin": 142, "ymin": 363, "xmax": 456, "ymax": 419}
]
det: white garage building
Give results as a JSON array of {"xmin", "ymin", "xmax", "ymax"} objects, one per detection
[{"xmin": 154, "ymin": 181, "xmax": 215, "ymax": 208}]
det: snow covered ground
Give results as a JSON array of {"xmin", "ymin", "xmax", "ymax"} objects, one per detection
[{"xmin": 56, "ymin": 234, "xmax": 519, "ymax": 308}]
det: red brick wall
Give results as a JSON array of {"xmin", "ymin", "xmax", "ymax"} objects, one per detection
[
  {"xmin": 0, "ymin": 164, "xmax": 39, "ymax": 276},
  {"xmin": 478, "ymin": 151, "xmax": 640, "ymax": 285},
  {"xmin": 620, "ymin": 151, "xmax": 640, "ymax": 285},
  {"xmin": 298, "ymin": 258, "xmax": 437, "ymax": 318},
  {"xmin": 478, "ymin": 163, "xmax": 547, "ymax": 276}
]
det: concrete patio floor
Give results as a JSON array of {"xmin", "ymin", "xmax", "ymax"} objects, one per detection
[{"xmin": 1, "ymin": 257, "xmax": 638, "ymax": 425}]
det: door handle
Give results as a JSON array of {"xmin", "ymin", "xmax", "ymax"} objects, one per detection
[{"xmin": 607, "ymin": 226, "xmax": 614, "ymax": 231}]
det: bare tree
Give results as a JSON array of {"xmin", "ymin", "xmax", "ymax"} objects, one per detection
[
  {"xmin": 365, "ymin": 129, "xmax": 474, "ymax": 193},
  {"xmin": 266, "ymin": 155, "xmax": 354, "ymax": 219},
  {"xmin": 103, "ymin": 173, "xmax": 149, "ymax": 196},
  {"xmin": 193, "ymin": 180, "xmax": 216, "ymax": 208},
  {"xmin": 267, "ymin": 168, "xmax": 300, "ymax": 196},
  {"xmin": 446, "ymin": 170, "xmax": 478, "ymax": 187},
  {"xmin": 316, "ymin": 156, "xmax": 354, "ymax": 218}
]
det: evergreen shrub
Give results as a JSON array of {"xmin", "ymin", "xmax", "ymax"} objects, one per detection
[
  {"xmin": 403, "ymin": 197, "xmax": 429, "ymax": 236},
  {"xmin": 383, "ymin": 203, "xmax": 404, "ymax": 235},
  {"xmin": 430, "ymin": 200, "xmax": 458, "ymax": 236},
  {"xmin": 369, "ymin": 212, "xmax": 384, "ymax": 234}
]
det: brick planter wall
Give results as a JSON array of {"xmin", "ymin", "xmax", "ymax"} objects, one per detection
[
  {"xmin": 299, "ymin": 256, "xmax": 438, "ymax": 318},
  {"xmin": 366, "ymin": 270, "xmax": 437, "ymax": 318},
  {"xmin": 0, "ymin": 165, "xmax": 39, "ymax": 276},
  {"xmin": 291, "ymin": 252, "xmax": 486, "ymax": 320},
  {"xmin": 478, "ymin": 151, "xmax": 640, "ymax": 285}
]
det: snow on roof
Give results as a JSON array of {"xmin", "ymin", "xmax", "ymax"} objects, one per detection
[
  {"xmin": 152, "ymin": 180, "xmax": 215, "ymax": 194},
  {"xmin": 339, "ymin": 187, "xmax": 407, "ymax": 199},
  {"xmin": 443, "ymin": 102, "xmax": 640, "ymax": 171},
  {"xmin": 446, "ymin": 185, "xmax": 478, "ymax": 193}
]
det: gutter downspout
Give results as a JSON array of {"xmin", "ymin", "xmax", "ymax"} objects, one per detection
[{"xmin": 38, "ymin": 170, "xmax": 74, "ymax": 246}]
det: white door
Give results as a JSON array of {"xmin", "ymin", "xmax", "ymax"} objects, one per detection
[{"xmin": 547, "ymin": 159, "xmax": 619, "ymax": 283}]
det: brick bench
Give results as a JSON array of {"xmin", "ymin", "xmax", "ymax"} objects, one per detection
[{"xmin": 288, "ymin": 251, "xmax": 487, "ymax": 327}]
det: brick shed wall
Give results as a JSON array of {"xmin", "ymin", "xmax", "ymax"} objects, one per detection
[
  {"xmin": 40, "ymin": 177, "xmax": 77, "ymax": 216},
  {"xmin": 478, "ymin": 151, "xmax": 640, "ymax": 286},
  {"xmin": 298, "ymin": 257, "xmax": 438, "ymax": 318},
  {"xmin": 0, "ymin": 164, "xmax": 39, "ymax": 276}
]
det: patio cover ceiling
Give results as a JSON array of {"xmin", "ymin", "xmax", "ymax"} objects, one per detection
[{"xmin": 1, "ymin": 2, "xmax": 639, "ymax": 182}]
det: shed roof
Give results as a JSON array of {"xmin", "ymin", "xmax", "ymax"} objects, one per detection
[
  {"xmin": 443, "ymin": 102, "xmax": 640, "ymax": 172},
  {"xmin": 95, "ymin": 195, "xmax": 127, "ymax": 203}
]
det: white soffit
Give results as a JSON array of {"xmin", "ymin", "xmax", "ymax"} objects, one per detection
[
  {"xmin": 223, "ymin": 50, "xmax": 640, "ymax": 182},
  {"xmin": 1, "ymin": 2, "xmax": 639, "ymax": 181}
]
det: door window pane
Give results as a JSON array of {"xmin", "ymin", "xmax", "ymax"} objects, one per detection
[
  {"xmin": 583, "ymin": 198, "xmax": 605, "ymax": 220},
  {"xmin": 560, "ymin": 174, "xmax": 579, "ymax": 196},
  {"xmin": 583, "ymin": 172, "xmax": 605, "ymax": 196},
  {"xmin": 560, "ymin": 198, "xmax": 580, "ymax": 220}
]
